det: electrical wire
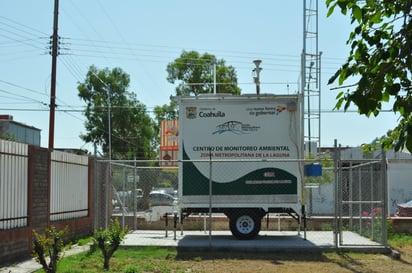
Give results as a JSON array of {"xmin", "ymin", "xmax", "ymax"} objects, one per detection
[{"xmin": 0, "ymin": 15, "xmax": 48, "ymax": 36}]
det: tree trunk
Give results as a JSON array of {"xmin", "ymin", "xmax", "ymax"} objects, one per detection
[{"xmin": 103, "ymin": 255, "xmax": 110, "ymax": 270}]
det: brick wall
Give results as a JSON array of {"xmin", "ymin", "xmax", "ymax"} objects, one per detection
[
  {"xmin": 390, "ymin": 217, "xmax": 412, "ymax": 234},
  {"xmin": 93, "ymin": 160, "xmax": 110, "ymax": 229},
  {"xmin": 0, "ymin": 228, "xmax": 31, "ymax": 265},
  {"xmin": 0, "ymin": 146, "xmax": 95, "ymax": 266},
  {"xmin": 30, "ymin": 146, "xmax": 50, "ymax": 232}
]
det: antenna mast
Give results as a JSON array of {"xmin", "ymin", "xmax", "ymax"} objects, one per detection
[{"xmin": 302, "ymin": 0, "xmax": 321, "ymax": 156}]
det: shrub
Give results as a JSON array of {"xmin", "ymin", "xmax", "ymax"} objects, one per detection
[
  {"xmin": 32, "ymin": 225, "xmax": 68, "ymax": 273},
  {"xmin": 93, "ymin": 218, "xmax": 129, "ymax": 270}
]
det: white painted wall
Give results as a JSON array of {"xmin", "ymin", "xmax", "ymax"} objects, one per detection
[
  {"xmin": 387, "ymin": 160, "xmax": 412, "ymax": 215},
  {"xmin": 307, "ymin": 183, "xmax": 334, "ymax": 215},
  {"xmin": 308, "ymin": 159, "xmax": 412, "ymax": 216}
]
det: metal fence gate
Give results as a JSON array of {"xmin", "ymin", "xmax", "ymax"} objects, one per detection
[{"xmin": 335, "ymin": 151, "xmax": 388, "ymax": 247}]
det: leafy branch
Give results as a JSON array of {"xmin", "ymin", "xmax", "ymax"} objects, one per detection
[{"xmin": 32, "ymin": 226, "xmax": 68, "ymax": 273}]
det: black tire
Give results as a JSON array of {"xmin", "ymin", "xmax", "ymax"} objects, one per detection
[{"xmin": 229, "ymin": 211, "xmax": 262, "ymax": 240}]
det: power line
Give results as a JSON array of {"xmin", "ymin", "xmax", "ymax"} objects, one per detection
[
  {"xmin": 0, "ymin": 16, "xmax": 48, "ymax": 54},
  {"xmin": 0, "ymin": 79, "xmax": 49, "ymax": 97},
  {"xmin": 64, "ymin": 39, "xmax": 341, "ymax": 78},
  {"xmin": 0, "ymin": 88, "xmax": 48, "ymax": 106},
  {"xmin": 0, "ymin": 104, "xmax": 397, "ymax": 115},
  {"xmin": 60, "ymin": 56, "xmax": 84, "ymax": 82},
  {"xmin": 0, "ymin": 15, "xmax": 48, "ymax": 36}
]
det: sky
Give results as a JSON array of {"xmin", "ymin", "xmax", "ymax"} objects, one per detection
[{"xmin": 0, "ymin": 0, "xmax": 400, "ymax": 151}]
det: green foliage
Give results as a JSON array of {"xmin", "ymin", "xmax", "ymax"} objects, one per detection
[
  {"xmin": 124, "ymin": 265, "xmax": 140, "ymax": 273},
  {"xmin": 76, "ymin": 236, "xmax": 94, "ymax": 246},
  {"xmin": 326, "ymin": 0, "xmax": 412, "ymax": 152},
  {"xmin": 388, "ymin": 231, "xmax": 412, "ymax": 248},
  {"xmin": 57, "ymin": 246, "xmax": 178, "ymax": 272},
  {"xmin": 362, "ymin": 208, "xmax": 385, "ymax": 242},
  {"xmin": 153, "ymin": 100, "xmax": 179, "ymax": 123},
  {"xmin": 321, "ymin": 223, "xmax": 333, "ymax": 231},
  {"xmin": 32, "ymin": 225, "xmax": 69, "ymax": 273},
  {"xmin": 166, "ymin": 50, "xmax": 241, "ymax": 96},
  {"xmin": 193, "ymin": 256, "xmax": 203, "ymax": 262},
  {"xmin": 93, "ymin": 218, "xmax": 129, "ymax": 270},
  {"xmin": 43, "ymin": 242, "xmax": 412, "ymax": 272},
  {"xmin": 361, "ymin": 128, "xmax": 403, "ymax": 154},
  {"xmin": 0, "ymin": 131, "xmax": 16, "ymax": 141},
  {"xmin": 77, "ymin": 65, "xmax": 156, "ymax": 159}
]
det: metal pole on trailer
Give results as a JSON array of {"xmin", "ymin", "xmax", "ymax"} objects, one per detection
[
  {"xmin": 173, "ymin": 212, "xmax": 178, "ymax": 240},
  {"xmin": 164, "ymin": 213, "xmax": 169, "ymax": 238},
  {"xmin": 302, "ymin": 205, "xmax": 306, "ymax": 240}
]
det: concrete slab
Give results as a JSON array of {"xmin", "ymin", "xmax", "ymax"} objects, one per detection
[{"xmin": 122, "ymin": 230, "xmax": 389, "ymax": 253}]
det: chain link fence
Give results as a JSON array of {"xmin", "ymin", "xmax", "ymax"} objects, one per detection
[
  {"xmin": 107, "ymin": 161, "xmax": 178, "ymax": 230},
  {"xmin": 336, "ymin": 158, "xmax": 387, "ymax": 246},
  {"xmin": 97, "ymin": 153, "xmax": 387, "ymax": 247}
]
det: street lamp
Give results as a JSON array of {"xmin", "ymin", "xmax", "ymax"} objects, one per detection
[
  {"xmin": 106, "ymin": 87, "xmax": 112, "ymax": 162},
  {"xmin": 252, "ymin": 59, "xmax": 262, "ymax": 95}
]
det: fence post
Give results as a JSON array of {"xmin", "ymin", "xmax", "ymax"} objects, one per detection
[
  {"xmin": 93, "ymin": 145, "xmax": 98, "ymax": 229},
  {"xmin": 133, "ymin": 157, "xmax": 137, "ymax": 230},
  {"xmin": 333, "ymin": 139, "xmax": 339, "ymax": 249},
  {"xmin": 381, "ymin": 149, "xmax": 388, "ymax": 247}
]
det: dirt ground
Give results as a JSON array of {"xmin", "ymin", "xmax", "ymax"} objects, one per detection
[{"xmin": 177, "ymin": 246, "xmax": 412, "ymax": 273}]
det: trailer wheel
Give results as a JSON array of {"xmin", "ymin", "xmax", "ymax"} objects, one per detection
[{"xmin": 229, "ymin": 212, "xmax": 261, "ymax": 240}]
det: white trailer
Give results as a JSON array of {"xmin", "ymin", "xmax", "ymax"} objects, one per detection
[{"xmin": 176, "ymin": 94, "xmax": 304, "ymax": 239}]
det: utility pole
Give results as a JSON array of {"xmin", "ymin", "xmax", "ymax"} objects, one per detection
[{"xmin": 48, "ymin": 0, "xmax": 59, "ymax": 150}]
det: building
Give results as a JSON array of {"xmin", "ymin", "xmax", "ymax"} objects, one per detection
[
  {"xmin": 159, "ymin": 120, "xmax": 178, "ymax": 167},
  {"xmin": 0, "ymin": 115, "xmax": 41, "ymax": 146},
  {"xmin": 309, "ymin": 146, "xmax": 412, "ymax": 215}
]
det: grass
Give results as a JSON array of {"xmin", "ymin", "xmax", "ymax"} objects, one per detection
[
  {"xmin": 75, "ymin": 236, "xmax": 94, "ymax": 246},
  {"xmin": 44, "ymin": 246, "xmax": 412, "ymax": 273},
  {"xmin": 388, "ymin": 233, "xmax": 412, "ymax": 248},
  {"xmin": 53, "ymin": 246, "xmax": 182, "ymax": 273},
  {"xmin": 33, "ymin": 234, "xmax": 412, "ymax": 273}
]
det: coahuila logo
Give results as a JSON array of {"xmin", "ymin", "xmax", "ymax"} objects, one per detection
[
  {"xmin": 185, "ymin": 107, "xmax": 197, "ymax": 119},
  {"xmin": 185, "ymin": 107, "xmax": 226, "ymax": 119},
  {"xmin": 212, "ymin": 121, "xmax": 260, "ymax": 135}
]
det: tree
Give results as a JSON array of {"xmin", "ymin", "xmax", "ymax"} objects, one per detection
[
  {"xmin": 326, "ymin": 0, "xmax": 412, "ymax": 152},
  {"xmin": 153, "ymin": 100, "xmax": 178, "ymax": 123},
  {"xmin": 166, "ymin": 50, "xmax": 241, "ymax": 96},
  {"xmin": 32, "ymin": 226, "xmax": 68, "ymax": 273},
  {"xmin": 78, "ymin": 66, "xmax": 156, "ymax": 159},
  {"xmin": 0, "ymin": 131, "xmax": 16, "ymax": 141},
  {"xmin": 93, "ymin": 219, "xmax": 128, "ymax": 270}
]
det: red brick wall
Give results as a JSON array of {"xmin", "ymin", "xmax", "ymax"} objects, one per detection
[{"xmin": 0, "ymin": 146, "xmax": 94, "ymax": 266}]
